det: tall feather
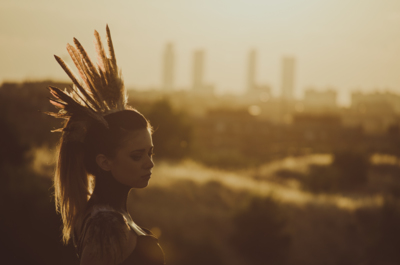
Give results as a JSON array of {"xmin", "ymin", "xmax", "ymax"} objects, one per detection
[
  {"xmin": 73, "ymin": 38, "xmax": 99, "ymax": 79},
  {"xmin": 66, "ymin": 44, "xmax": 100, "ymax": 110},
  {"xmin": 72, "ymin": 38, "xmax": 106, "ymax": 110},
  {"xmin": 106, "ymin": 25, "xmax": 117, "ymax": 69},
  {"xmin": 49, "ymin": 25, "xmax": 128, "ymax": 133},
  {"xmin": 81, "ymin": 57, "xmax": 106, "ymax": 111},
  {"xmin": 94, "ymin": 30, "xmax": 107, "ymax": 72},
  {"xmin": 53, "ymin": 55, "xmax": 94, "ymax": 106},
  {"xmin": 66, "ymin": 44, "xmax": 87, "ymax": 83}
]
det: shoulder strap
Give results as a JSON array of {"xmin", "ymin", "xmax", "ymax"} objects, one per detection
[{"xmin": 124, "ymin": 217, "xmax": 147, "ymax": 237}]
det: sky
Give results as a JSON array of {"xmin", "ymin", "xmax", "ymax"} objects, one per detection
[{"xmin": 1, "ymin": 0, "xmax": 400, "ymax": 105}]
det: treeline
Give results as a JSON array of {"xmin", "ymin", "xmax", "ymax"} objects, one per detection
[
  {"xmin": 133, "ymin": 179, "xmax": 400, "ymax": 265},
  {"xmin": 2, "ymin": 80, "xmax": 400, "ymax": 170},
  {"xmin": 2, "ymin": 81, "xmax": 400, "ymax": 264},
  {"xmin": 0, "ymin": 81, "xmax": 193, "ymax": 158}
]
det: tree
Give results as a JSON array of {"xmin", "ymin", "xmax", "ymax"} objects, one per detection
[
  {"xmin": 231, "ymin": 197, "xmax": 291, "ymax": 265},
  {"xmin": 145, "ymin": 99, "xmax": 192, "ymax": 160}
]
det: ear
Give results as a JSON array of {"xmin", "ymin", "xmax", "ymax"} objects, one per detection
[{"xmin": 95, "ymin": 154, "xmax": 112, "ymax": 171}]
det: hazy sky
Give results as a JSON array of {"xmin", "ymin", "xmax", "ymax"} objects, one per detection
[{"xmin": 1, "ymin": 0, "xmax": 400, "ymax": 105}]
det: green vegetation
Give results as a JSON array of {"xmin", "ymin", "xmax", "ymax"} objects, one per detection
[
  {"xmin": 231, "ymin": 197, "xmax": 290, "ymax": 265},
  {"xmin": 143, "ymin": 99, "xmax": 192, "ymax": 160},
  {"xmin": 2, "ymin": 81, "xmax": 400, "ymax": 264},
  {"xmin": 302, "ymin": 151, "xmax": 369, "ymax": 193}
]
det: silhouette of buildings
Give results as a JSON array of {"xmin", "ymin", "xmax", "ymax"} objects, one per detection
[
  {"xmin": 351, "ymin": 91, "xmax": 400, "ymax": 114},
  {"xmin": 192, "ymin": 50, "xmax": 204, "ymax": 91},
  {"xmin": 304, "ymin": 89, "xmax": 337, "ymax": 113},
  {"xmin": 192, "ymin": 50, "xmax": 214, "ymax": 94},
  {"xmin": 344, "ymin": 91, "xmax": 400, "ymax": 134},
  {"xmin": 247, "ymin": 49, "xmax": 257, "ymax": 92},
  {"xmin": 162, "ymin": 43, "xmax": 174, "ymax": 91},
  {"xmin": 245, "ymin": 49, "xmax": 271, "ymax": 103},
  {"xmin": 281, "ymin": 57, "xmax": 295, "ymax": 101}
]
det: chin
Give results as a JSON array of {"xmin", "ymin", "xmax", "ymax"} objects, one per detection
[{"xmin": 133, "ymin": 181, "xmax": 150, "ymax": 189}]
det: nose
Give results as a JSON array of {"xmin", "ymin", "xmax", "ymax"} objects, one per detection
[{"xmin": 144, "ymin": 156, "xmax": 154, "ymax": 170}]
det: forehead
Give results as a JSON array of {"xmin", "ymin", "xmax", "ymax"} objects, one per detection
[{"xmin": 118, "ymin": 129, "xmax": 153, "ymax": 151}]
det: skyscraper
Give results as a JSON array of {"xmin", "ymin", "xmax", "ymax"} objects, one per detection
[
  {"xmin": 192, "ymin": 50, "xmax": 204, "ymax": 91},
  {"xmin": 163, "ymin": 43, "xmax": 174, "ymax": 91},
  {"xmin": 247, "ymin": 49, "xmax": 257, "ymax": 92},
  {"xmin": 281, "ymin": 57, "xmax": 295, "ymax": 101}
]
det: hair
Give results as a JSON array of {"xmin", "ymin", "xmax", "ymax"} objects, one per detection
[{"xmin": 54, "ymin": 109, "xmax": 152, "ymax": 244}]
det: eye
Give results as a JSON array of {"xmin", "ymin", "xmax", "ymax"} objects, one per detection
[{"xmin": 130, "ymin": 155, "xmax": 142, "ymax": 161}]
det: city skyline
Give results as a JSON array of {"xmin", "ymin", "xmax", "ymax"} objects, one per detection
[
  {"xmin": 192, "ymin": 50, "xmax": 205, "ymax": 91},
  {"xmin": 162, "ymin": 43, "xmax": 174, "ymax": 91},
  {"xmin": 247, "ymin": 49, "xmax": 257, "ymax": 92},
  {"xmin": 2, "ymin": 0, "xmax": 400, "ymax": 106},
  {"xmin": 281, "ymin": 57, "xmax": 296, "ymax": 101}
]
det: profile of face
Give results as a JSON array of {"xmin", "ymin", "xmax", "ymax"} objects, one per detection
[{"xmin": 96, "ymin": 128, "xmax": 154, "ymax": 188}]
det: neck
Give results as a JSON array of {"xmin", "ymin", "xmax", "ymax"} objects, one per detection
[{"xmin": 91, "ymin": 170, "xmax": 131, "ymax": 213}]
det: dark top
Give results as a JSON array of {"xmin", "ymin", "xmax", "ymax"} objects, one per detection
[
  {"xmin": 119, "ymin": 227, "xmax": 165, "ymax": 265},
  {"xmin": 73, "ymin": 205, "xmax": 165, "ymax": 265}
]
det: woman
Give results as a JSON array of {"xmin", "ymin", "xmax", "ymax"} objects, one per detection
[{"xmin": 47, "ymin": 26, "xmax": 165, "ymax": 265}]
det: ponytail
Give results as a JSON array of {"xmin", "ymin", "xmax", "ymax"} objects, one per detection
[{"xmin": 54, "ymin": 134, "xmax": 91, "ymax": 244}]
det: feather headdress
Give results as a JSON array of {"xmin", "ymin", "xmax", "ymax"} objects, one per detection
[{"xmin": 47, "ymin": 25, "xmax": 128, "ymax": 142}]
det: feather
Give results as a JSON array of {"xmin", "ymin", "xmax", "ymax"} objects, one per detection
[
  {"xmin": 98, "ymin": 68, "xmax": 108, "ymax": 90},
  {"xmin": 66, "ymin": 44, "xmax": 100, "ymax": 110},
  {"xmin": 44, "ymin": 111, "xmax": 67, "ymax": 118},
  {"xmin": 94, "ymin": 30, "xmax": 107, "ymax": 72},
  {"xmin": 49, "ymin": 25, "xmax": 128, "ymax": 138},
  {"xmin": 81, "ymin": 58, "xmax": 105, "ymax": 111},
  {"xmin": 67, "ymin": 44, "xmax": 98, "ymax": 102},
  {"xmin": 73, "ymin": 38, "xmax": 99, "ymax": 79},
  {"xmin": 73, "ymin": 38, "xmax": 108, "ymax": 111},
  {"xmin": 106, "ymin": 25, "xmax": 117, "ymax": 68},
  {"xmin": 66, "ymin": 44, "xmax": 86, "ymax": 83},
  {"xmin": 48, "ymin": 86, "xmax": 108, "ymax": 127},
  {"xmin": 49, "ymin": 99, "xmax": 67, "ymax": 109},
  {"xmin": 54, "ymin": 55, "xmax": 86, "ymax": 95}
]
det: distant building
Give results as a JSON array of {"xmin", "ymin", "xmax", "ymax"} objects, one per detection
[
  {"xmin": 346, "ymin": 91, "xmax": 400, "ymax": 134},
  {"xmin": 191, "ymin": 50, "xmax": 214, "ymax": 95},
  {"xmin": 245, "ymin": 49, "xmax": 271, "ymax": 103},
  {"xmin": 292, "ymin": 113, "xmax": 342, "ymax": 142},
  {"xmin": 304, "ymin": 89, "xmax": 337, "ymax": 112},
  {"xmin": 247, "ymin": 49, "xmax": 257, "ymax": 92},
  {"xmin": 281, "ymin": 57, "xmax": 295, "ymax": 101},
  {"xmin": 192, "ymin": 50, "xmax": 204, "ymax": 91},
  {"xmin": 351, "ymin": 91, "xmax": 400, "ymax": 114},
  {"xmin": 162, "ymin": 43, "xmax": 174, "ymax": 91}
]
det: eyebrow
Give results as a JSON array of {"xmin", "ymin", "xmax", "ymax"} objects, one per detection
[{"xmin": 130, "ymin": 146, "xmax": 154, "ymax": 153}]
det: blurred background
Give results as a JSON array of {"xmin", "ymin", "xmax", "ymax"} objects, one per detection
[{"xmin": 2, "ymin": 0, "xmax": 400, "ymax": 264}]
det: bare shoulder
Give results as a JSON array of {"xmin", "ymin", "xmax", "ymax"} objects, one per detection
[{"xmin": 79, "ymin": 205, "xmax": 137, "ymax": 265}]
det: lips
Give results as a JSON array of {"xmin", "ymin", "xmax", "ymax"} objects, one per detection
[{"xmin": 141, "ymin": 173, "xmax": 152, "ymax": 179}]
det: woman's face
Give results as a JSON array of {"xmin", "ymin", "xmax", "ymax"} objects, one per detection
[{"xmin": 108, "ymin": 128, "xmax": 154, "ymax": 188}]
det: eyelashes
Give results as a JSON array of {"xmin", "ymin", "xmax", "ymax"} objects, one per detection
[
  {"xmin": 130, "ymin": 155, "xmax": 142, "ymax": 161},
  {"xmin": 130, "ymin": 152, "xmax": 155, "ymax": 161}
]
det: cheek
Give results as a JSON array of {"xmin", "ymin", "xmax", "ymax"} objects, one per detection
[{"xmin": 112, "ymin": 158, "xmax": 140, "ymax": 177}]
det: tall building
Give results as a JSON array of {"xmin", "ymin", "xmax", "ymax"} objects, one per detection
[
  {"xmin": 192, "ymin": 50, "xmax": 204, "ymax": 91},
  {"xmin": 247, "ymin": 49, "xmax": 257, "ymax": 92},
  {"xmin": 163, "ymin": 43, "xmax": 174, "ymax": 91},
  {"xmin": 281, "ymin": 57, "xmax": 295, "ymax": 101}
]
